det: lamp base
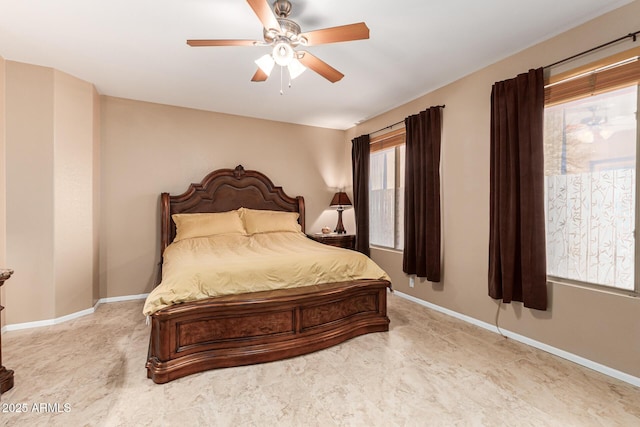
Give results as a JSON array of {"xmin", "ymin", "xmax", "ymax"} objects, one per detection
[{"xmin": 334, "ymin": 208, "xmax": 346, "ymax": 234}]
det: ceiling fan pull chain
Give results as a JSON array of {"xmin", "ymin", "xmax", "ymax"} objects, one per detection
[{"xmin": 280, "ymin": 66, "xmax": 284, "ymax": 95}]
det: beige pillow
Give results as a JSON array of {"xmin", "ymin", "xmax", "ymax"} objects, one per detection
[
  {"xmin": 172, "ymin": 211, "xmax": 246, "ymax": 242},
  {"xmin": 239, "ymin": 207, "xmax": 301, "ymax": 234}
]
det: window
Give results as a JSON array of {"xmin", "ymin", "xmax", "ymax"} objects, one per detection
[
  {"xmin": 369, "ymin": 128, "xmax": 405, "ymax": 250},
  {"xmin": 544, "ymin": 48, "xmax": 640, "ymax": 293}
]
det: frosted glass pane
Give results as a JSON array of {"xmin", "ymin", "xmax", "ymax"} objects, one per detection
[
  {"xmin": 544, "ymin": 86, "xmax": 637, "ymax": 290},
  {"xmin": 370, "ymin": 188, "xmax": 395, "ymax": 247},
  {"xmin": 370, "ymin": 145, "xmax": 404, "ymax": 249}
]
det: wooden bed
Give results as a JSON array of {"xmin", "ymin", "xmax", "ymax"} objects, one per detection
[{"xmin": 146, "ymin": 165, "xmax": 391, "ymax": 384}]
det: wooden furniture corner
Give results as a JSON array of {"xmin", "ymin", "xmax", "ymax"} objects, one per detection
[
  {"xmin": 0, "ymin": 268, "xmax": 14, "ymax": 394},
  {"xmin": 307, "ymin": 233, "xmax": 356, "ymax": 250}
]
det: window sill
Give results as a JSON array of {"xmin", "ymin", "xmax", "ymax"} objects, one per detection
[
  {"xmin": 369, "ymin": 245, "xmax": 404, "ymax": 255},
  {"xmin": 547, "ymin": 276, "xmax": 639, "ymax": 299}
]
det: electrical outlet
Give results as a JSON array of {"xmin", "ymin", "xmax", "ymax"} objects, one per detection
[{"xmin": 409, "ymin": 276, "xmax": 415, "ymax": 288}]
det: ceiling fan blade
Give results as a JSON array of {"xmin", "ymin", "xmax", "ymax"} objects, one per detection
[
  {"xmin": 251, "ymin": 68, "xmax": 269, "ymax": 82},
  {"xmin": 187, "ymin": 39, "xmax": 258, "ymax": 47},
  {"xmin": 246, "ymin": 0, "xmax": 280, "ymax": 32},
  {"xmin": 297, "ymin": 51, "xmax": 344, "ymax": 83},
  {"xmin": 301, "ymin": 22, "xmax": 369, "ymax": 46}
]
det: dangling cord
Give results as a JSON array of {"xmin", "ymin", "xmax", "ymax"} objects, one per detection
[
  {"xmin": 288, "ymin": 68, "xmax": 292, "ymax": 89},
  {"xmin": 495, "ymin": 299, "xmax": 507, "ymax": 338},
  {"xmin": 280, "ymin": 66, "xmax": 284, "ymax": 95}
]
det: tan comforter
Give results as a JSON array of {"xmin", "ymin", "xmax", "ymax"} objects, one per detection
[{"xmin": 143, "ymin": 231, "xmax": 390, "ymax": 315}]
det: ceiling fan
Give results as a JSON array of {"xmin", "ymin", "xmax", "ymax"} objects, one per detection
[{"xmin": 187, "ymin": 0, "xmax": 370, "ymax": 85}]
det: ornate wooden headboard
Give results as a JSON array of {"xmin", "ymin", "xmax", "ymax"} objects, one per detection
[{"xmin": 160, "ymin": 165, "xmax": 305, "ymax": 256}]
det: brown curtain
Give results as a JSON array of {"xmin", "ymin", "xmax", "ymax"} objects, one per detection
[
  {"xmin": 488, "ymin": 68, "xmax": 547, "ymax": 310},
  {"xmin": 403, "ymin": 107, "xmax": 442, "ymax": 281},
  {"xmin": 351, "ymin": 134, "xmax": 370, "ymax": 256}
]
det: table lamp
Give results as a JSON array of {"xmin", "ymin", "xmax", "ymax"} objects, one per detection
[{"xmin": 330, "ymin": 192, "xmax": 352, "ymax": 234}]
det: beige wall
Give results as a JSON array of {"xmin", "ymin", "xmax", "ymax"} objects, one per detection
[
  {"xmin": 6, "ymin": 62, "xmax": 56, "ymax": 322},
  {"xmin": 0, "ymin": 55, "xmax": 5, "ymax": 327},
  {"xmin": 93, "ymin": 87, "xmax": 101, "ymax": 306},
  {"xmin": 348, "ymin": 1, "xmax": 640, "ymax": 378},
  {"xmin": 53, "ymin": 70, "xmax": 99, "ymax": 316},
  {"xmin": 5, "ymin": 62, "xmax": 99, "ymax": 324},
  {"xmin": 100, "ymin": 96, "xmax": 350, "ymax": 298}
]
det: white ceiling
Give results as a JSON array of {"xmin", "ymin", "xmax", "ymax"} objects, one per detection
[{"xmin": 0, "ymin": 0, "xmax": 632, "ymax": 130}]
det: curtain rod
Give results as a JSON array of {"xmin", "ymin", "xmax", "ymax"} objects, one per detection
[
  {"xmin": 544, "ymin": 30, "xmax": 639, "ymax": 69},
  {"xmin": 369, "ymin": 105, "xmax": 445, "ymax": 135}
]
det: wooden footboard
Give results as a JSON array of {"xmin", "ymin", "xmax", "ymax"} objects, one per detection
[{"xmin": 146, "ymin": 279, "xmax": 390, "ymax": 384}]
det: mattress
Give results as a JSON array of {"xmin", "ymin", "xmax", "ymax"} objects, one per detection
[{"xmin": 143, "ymin": 231, "xmax": 389, "ymax": 315}]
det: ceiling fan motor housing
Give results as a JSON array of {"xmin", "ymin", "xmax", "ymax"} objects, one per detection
[
  {"xmin": 274, "ymin": 0, "xmax": 292, "ymax": 18},
  {"xmin": 263, "ymin": 18, "xmax": 305, "ymax": 45}
]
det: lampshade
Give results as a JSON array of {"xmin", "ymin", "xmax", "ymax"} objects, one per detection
[
  {"xmin": 255, "ymin": 54, "xmax": 275, "ymax": 76},
  {"xmin": 255, "ymin": 51, "xmax": 306, "ymax": 81},
  {"xmin": 330, "ymin": 192, "xmax": 352, "ymax": 208},
  {"xmin": 287, "ymin": 58, "xmax": 306, "ymax": 79}
]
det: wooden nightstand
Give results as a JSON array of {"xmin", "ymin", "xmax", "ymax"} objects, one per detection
[{"xmin": 307, "ymin": 233, "xmax": 356, "ymax": 250}]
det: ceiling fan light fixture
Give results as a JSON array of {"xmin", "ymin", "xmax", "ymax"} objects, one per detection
[
  {"xmin": 288, "ymin": 58, "xmax": 306, "ymax": 79},
  {"xmin": 255, "ymin": 54, "xmax": 275, "ymax": 76},
  {"xmin": 187, "ymin": 0, "xmax": 369, "ymax": 86},
  {"xmin": 272, "ymin": 41, "xmax": 294, "ymax": 66}
]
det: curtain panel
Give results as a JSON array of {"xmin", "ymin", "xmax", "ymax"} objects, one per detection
[
  {"xmin": 403, "ymin": 107, "xmax": 443, "ymax": 282},
  {"xmin": 351, "ymin": 134, "xmax": 371, "ymax": 256},
  {"xmin": 488, "ymin": 67, "xmax": 547, "ymax": 310}
]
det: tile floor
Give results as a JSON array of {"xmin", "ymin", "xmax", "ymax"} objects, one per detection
[{"xmin": 0, "ymin": 293, "xmax": 638, "ymax": 426}]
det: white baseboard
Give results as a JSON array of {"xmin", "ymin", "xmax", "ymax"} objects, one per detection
[
  {"xmin": 97, "ymin": 293, "xmax": 149, "ymax": 305},
  {"xmin": 393, "ymin": 290, "xmax": 640, "ymax": 388},
  {"xmin": 1, "ymin": 293, "xmax": 148, "ymax": 334}
]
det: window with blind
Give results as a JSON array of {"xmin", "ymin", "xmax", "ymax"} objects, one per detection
[
  {"xmin": 369, "ymin": 128, "xmax": 405, "ymax": 250},
  {"xmin": 544, "ymin": 47, "xmax": 640, "ymax": 293}
]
